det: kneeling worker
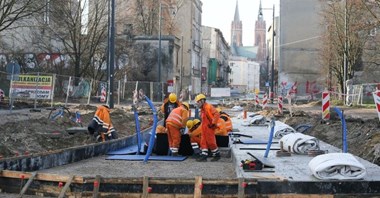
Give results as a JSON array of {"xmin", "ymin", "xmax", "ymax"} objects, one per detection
[
  {"xmin": 186, "ymin": 119, "xmax": 202, "ymax": 155},
  {"xmin": 165, "ymin": 102, "xmax": 190, "ymax": 156},
  {"xmin": 87, "ymin": 105, "xmax": 118, "ymax": 142}
]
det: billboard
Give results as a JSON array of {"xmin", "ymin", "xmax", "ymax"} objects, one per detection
[
  {"xmin": 10, "ymin": 74, "xmax": 53, "ymax": 99},
  {"xmin": 210, "ymin": 88, "xmax": 231, "ymax": 97}
]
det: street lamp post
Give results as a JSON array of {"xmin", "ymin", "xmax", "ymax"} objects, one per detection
[
  {"xmin": 107, "ymin": 0, "xmax": 115, "ymax": 108},
  {"xmin": 158, "ymin": 3, "xmax": 163, "ymax": 101},
  {"xmin": 343, "ymin": 0, "xmax": 348, "ymax": 103},
  {"xmin": 270, "ymin": 4, "xmax": 275, "ymax": 103}
]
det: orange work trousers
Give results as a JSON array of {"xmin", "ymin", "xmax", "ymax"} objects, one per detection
[
  {"xmin": 200, "ymin": 126, "xmax": 218, "ymax": 151},
  {"xmin": 166, "ymin": 124, "xmax": 181, "ymax": 149}
]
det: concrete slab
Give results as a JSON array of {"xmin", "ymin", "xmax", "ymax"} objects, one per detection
[{"xmin": 230, "ymin": 115, "xmax": 380, "ymax": 182}]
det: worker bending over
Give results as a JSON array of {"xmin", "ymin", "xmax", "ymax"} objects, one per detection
[
  {"xmin": 165, "ymin": 102, "xmax": 190, "ymax": 156},
  {"xmin": 214, "ymin": 118, "xmax": 228, "ymax": 136},
  {"xmin": 87, "ymin": 105, "xmax": 118, "ymax": 142},
  {"xmin": 217, "ymin": 108, "xmax": 233, "ymax": 132},
  {"xmin": 186, "ymin": 119, "xmax": 202, "ymax": 155},
  {"xmin": 195, "ymin": 94, "xmax": 221, "ymax": 162}
]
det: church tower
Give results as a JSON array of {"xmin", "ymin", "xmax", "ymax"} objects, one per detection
[
  {"xmin": 231, "ymin": 0, "xmax": 243, "ymax": 47},
  {"xmin": 255, "ymin": 0, "xmax": 266, "ymax": 62}
]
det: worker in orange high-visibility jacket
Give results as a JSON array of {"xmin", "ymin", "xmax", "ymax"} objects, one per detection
[
  {"xmin": 160, "ymin": 93, "xmax": 181, "ymax": 127},
  {"xmin": 88, "ymin": 105, "xmax": 118, "ymax": 142},
  {"xmin": 214, "ymin": 118, "xmax": 228, "ymax": 136},
  {"xmin": 195, "ymin": 94, "xmax": 221, "ymax": 162},
  {"xmin": 187, "ymin": 119, "xmax": 202, "ymax": 155},
  {"xmin": 216, "ymin": 108, "xmax": 233, "ymax": 132},
  {"xmin": 165, "ymin": 102, "xmax": 190, "ymax": 156}
]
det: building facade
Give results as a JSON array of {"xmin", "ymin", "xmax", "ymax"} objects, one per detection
[{"xmin": 201, "ymin": 26, "xmax": 231, "ymax": 95}]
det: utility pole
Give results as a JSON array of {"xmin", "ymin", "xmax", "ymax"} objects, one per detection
[
  {"xmin": 343, "ymin": 0, "xmax": 348, "ymax": 103},
  {"xmin": 158, "ymin": 3, "xmax": 162, "ymax": 101},
  {"xmin": 270, "ymin": 4, "xmax": 275, "ymax": 103},
  {"xmin": 107, "ymin": 0, "xmax": 115, "ymax": 108}
]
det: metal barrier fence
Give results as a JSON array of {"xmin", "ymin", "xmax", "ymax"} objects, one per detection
[{"xmin": 0, "ymin": 71, "xmax": 171, "ymax": 108}]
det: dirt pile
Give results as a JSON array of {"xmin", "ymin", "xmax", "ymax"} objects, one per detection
[
  {"xmin": 0, "ymin": 103, "xmax": 153, "ymax": 158},
  {"xmin": 1, "ymin": 100, "xmax": 379, "ymax": 167}
]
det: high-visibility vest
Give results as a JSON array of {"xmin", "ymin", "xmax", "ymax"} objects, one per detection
[
  {"xmin": 166, "ymin": 106, "xmax": 188, "ymax": 128},
  {"xmin": 221, "ymin": 114, "xmax": 233, "ymax": 132}
]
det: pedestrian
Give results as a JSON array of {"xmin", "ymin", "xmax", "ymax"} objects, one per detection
[
  {"xmin": 195, "ymin": 94, "xmax": 221, "ymax": 162},
  {"xmin": 346, "ymin": 75, "xmax": 353, "ymax": 106},
  {"xmin": 87, "ymin": 104, "xmax": 118, "ymax": 142},
  {"xmin": 160, "ymin": 93, "xmax": 180, "ymax": 127},
  {"xmin": 165, "ymin": 102, "xmax": 190, "ymax": 156}
]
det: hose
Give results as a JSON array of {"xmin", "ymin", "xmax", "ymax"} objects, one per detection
[
  {"xmin": 264, "ymin": 117, "xmax": 276, "ymax": 158},
  {"xmin": 143, "ymin": 95, "xmax": 158, "ymax": 163},
  {"xmin": 333, "ymin": 107, "xmax": 347, "ymax": 153},
  {"xmin": 133, "ymin": 105, "xmax": 142, "ymax": 155}
]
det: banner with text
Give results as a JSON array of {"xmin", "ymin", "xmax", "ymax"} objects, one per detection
[{"xmin": 10, "ymin": 74, "xmax": 53, "ymax": 100}]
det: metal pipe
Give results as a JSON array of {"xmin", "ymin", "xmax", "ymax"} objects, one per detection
[
  {"xmin": 270, "ymin": 4, "xmax": 275, "ymax": 103},
  {"xmin": 158, "ymin": 3, "xmax": 162, "ymax": 101},
  {"xmin": 343, "ymin": 0, "xmax": 347, "ymax": 104}
]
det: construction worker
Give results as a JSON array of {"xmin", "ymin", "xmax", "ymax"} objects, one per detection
[
  {"xmin": 87, "ymin": 105, "xmax": 118, "ymax": 142},
  {"xmin": 160, "ymin": 93, "xmax": 180, "ymax": 127},
  {"xmin": 187, "ymin": 119, "xmax": 202, "ymax": 155},
  {"xmin": 165, "ymin": 102, "xmax": 190, "ymax": 156},
  {"xmin": 217, "ymin": 108, "xmax": 233, "ymax": 132},
  {"xmin": 195, "ymin": 94, "xmax": 221, "ymax": 162},
  {"xmin": 214, "ymin": 118, "xmax": 228, "ymax": 136}
]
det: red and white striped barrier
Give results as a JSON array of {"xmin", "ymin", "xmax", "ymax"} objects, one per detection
[
  {"xmin": 322, "ymin": 90, "xmax": 330, "ymax": 120},
  {"xmin": 262, "ymin": 94, "xmax": 268, "ymax": 109},
  {"xmin": 100, "ymin": 86, "xmax": 106, "ymax": 102},
  {"xmin": 278, "ymin": 95, "xmax": 283, "ymax": 114},
  {"xmin": 255, "ymin": 93, "xmax": 260, "ymax": 106},
  {"xmin": 372, "ymin": 90, "xmax": 380, "ymax": 122}
]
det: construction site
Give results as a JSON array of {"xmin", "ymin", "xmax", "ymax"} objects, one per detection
[{"xmin": 0, "ymin": 97, "xmax": 380, "ymax": 197}]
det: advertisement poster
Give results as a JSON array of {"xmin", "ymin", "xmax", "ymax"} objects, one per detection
[{"xmin": 10, "ymin": 74, "xmax": 53, "ymax": 100}]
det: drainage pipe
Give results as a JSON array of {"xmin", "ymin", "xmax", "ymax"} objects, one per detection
[
  {"xmin": 333, "ymin": 107, "xmax": 348, "ymax": 153},
  {"xmin": 133, "ymin": 105, "xmax": 142, "ymax": 155},
  {"xmin": 143, "ymin": 95, "xmax": 158, "ymax": 163},
  {"xmin": 264, "ymin": 117, "xmax": 276, "ymax": 158}
]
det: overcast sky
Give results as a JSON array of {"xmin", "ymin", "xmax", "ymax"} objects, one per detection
[{"xmin": 202, "ymin": 0, "xmax": 279, "ymax": 46}]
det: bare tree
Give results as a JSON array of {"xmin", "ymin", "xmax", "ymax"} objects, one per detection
[
  {"xmin": 319, "ymin": 0, "xmax": 375, "ymax": 93},
  {"xmin": 0, "ymin": 0, "xmax": 45, "ymax": 33},
  {"xmin": 132, "ymin": 0, "xmax": 184, "ymax": 36},
  {"xmin": 32, "ymin": 0, "xmax": 108, "ymax": 84}
]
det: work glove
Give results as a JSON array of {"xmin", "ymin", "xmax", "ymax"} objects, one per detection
[
  {"xmin": 208, "ymin": 124, "xmax": 217, "ymax": 129},
  {"xmin": 180, "ymin": 128, "xmax": 185, "ymax": 134}
]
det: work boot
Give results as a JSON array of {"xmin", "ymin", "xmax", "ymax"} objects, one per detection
[
  {"xmin": 211, "ymin": 153, "xmax": 221, "ymax": 162},
  {"xmin": 196, "ymin": 155, "xmax": 208, "ymax": 162},
  {"xmin": 172, "ymin": 152, "xmax": 179, "ymax": 157}
]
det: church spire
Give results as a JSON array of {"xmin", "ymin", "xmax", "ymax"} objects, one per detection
[
  {"xmin": 234, "ymin": 0, "xmax": 240, "ymax": 22},
  {"xmin": 258, "ymin": 0, "xmax": 263, "ymax": 20}
]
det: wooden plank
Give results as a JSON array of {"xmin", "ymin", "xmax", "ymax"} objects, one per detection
[
  {"xmin": 237, "ymin": 178, "xmax": 245, "ymax": 198},
  {"xmin": 58, "ymin": 175, "xmax": 74, "ymax": 198},
  {"xmin": 19, "ymin": 172, "xmax": 37, "ymax": 197},
  {"xmin": 142, "ymin": 176, "xmax": 149, "ymax": 198},
  {"xmin": 193, "ymin": 176, "xmax": 202, "ymax": 198},
  {"xmin": 1, "ymin": 170, "xmax": 83, "ymax": 183},
  {"xmin": 92, "ymin": 175, "xmax": 101, "ymax": 198}
]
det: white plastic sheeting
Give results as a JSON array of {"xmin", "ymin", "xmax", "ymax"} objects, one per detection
[
  {"xmin": 279, "ymin": 133, "xmax": 319, "ymax": 154},
  {"xmin": 308, "ymin": 153, "xmax": 366, "ymax": 180},
  {"xmin": 273, "ymin": 121, "xmax": 296, "ymax": 138}
]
